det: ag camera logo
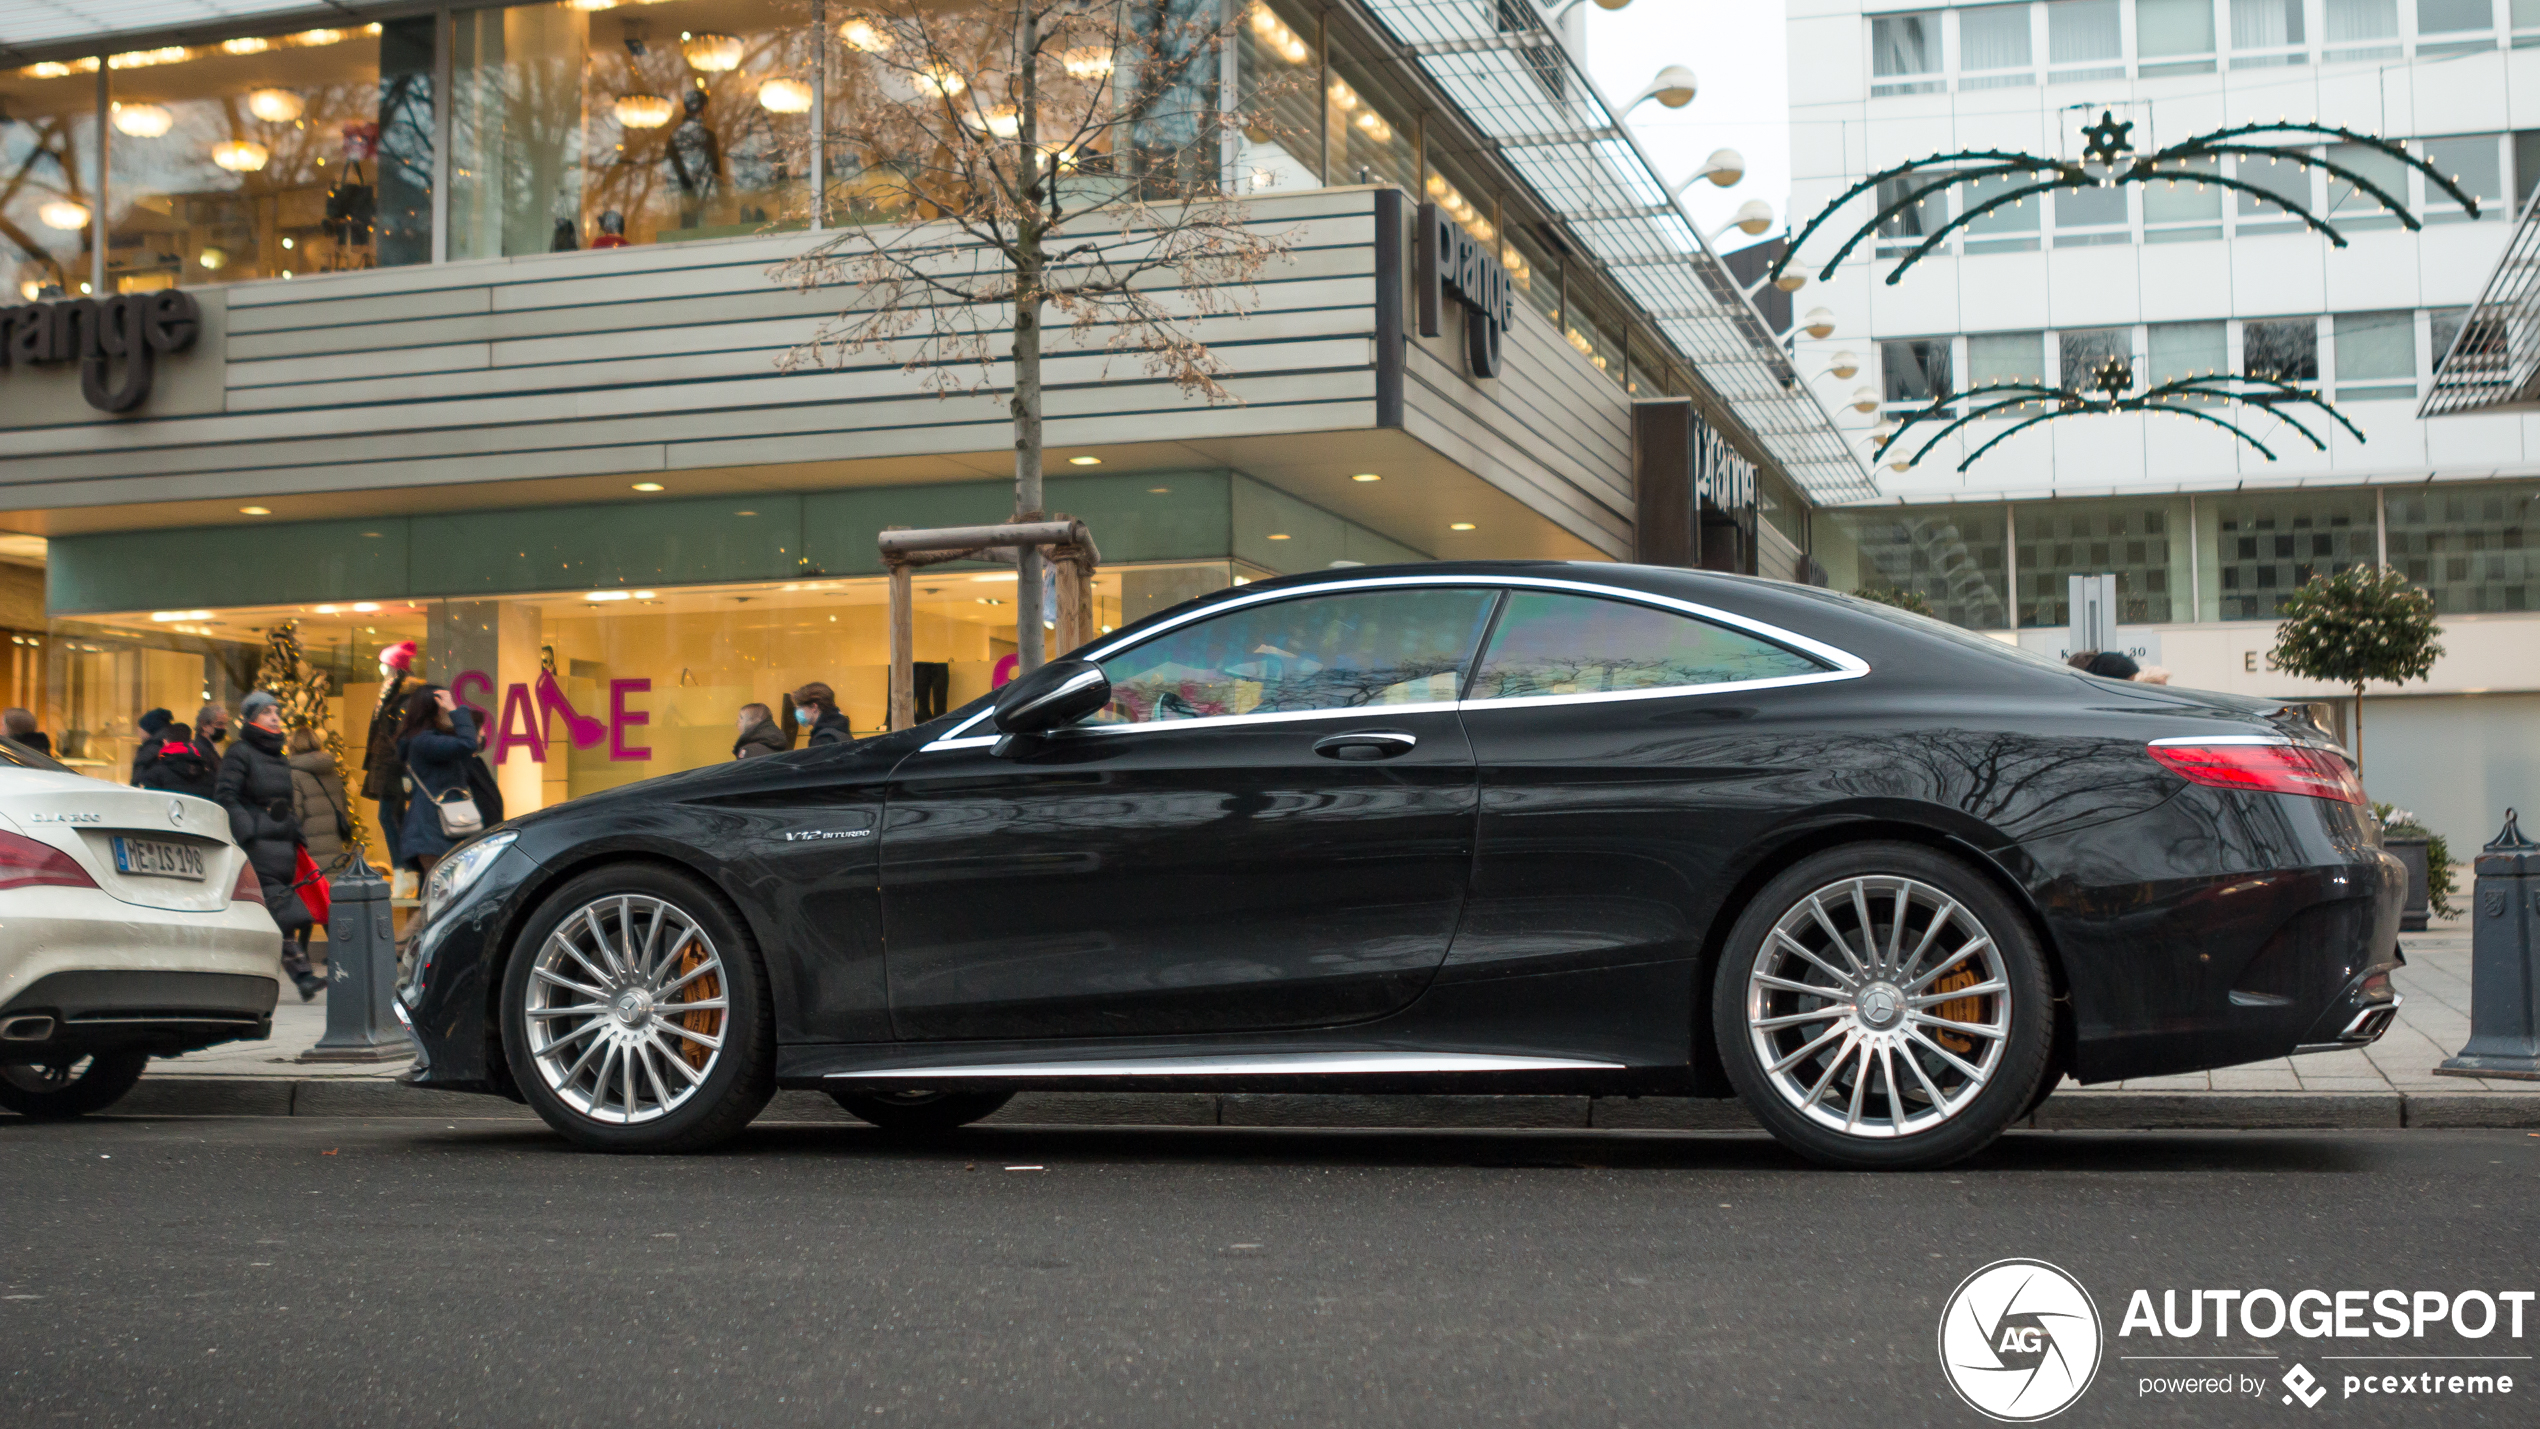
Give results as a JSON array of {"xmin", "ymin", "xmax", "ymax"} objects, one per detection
[{"xmin": 1940, "ymin": 1259, "xmax": 2104, "ymax": 1421}]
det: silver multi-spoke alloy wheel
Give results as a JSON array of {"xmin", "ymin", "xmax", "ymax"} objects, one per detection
[
  {"xmin": 525, "ymin": 894, "xmax": 729, "ymax": 1126},
  {"xmin": 1744, "ymin": 874, "xmax": 2011, "ymax": 1140}
]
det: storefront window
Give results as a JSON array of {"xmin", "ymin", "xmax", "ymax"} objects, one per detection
[
  {"xmin": 1814, "ymin": 506, "xmax": 2010, "ymax": 630},
  {"xmin": 2386, "ymin": 481, "xmax": 2538, "ymax": 615},
  {"xmin": 452, "ymin": 0, "xmax": 808, "ymax": 257},
  {"xmin": 1236, "ymin": 0, "xmax": 1322, "ymax": 192},
  {"xmin": 2012, "ymin": 496, "xmax": 2191, "ymax": 627},
  {"xmin": 1, "ymin": 63, "xmax": 98, "ymax": 300},
  {"xmin": 1325, "ymin": 36, "xmax": 1416, "ymax": 193},
  {"xmin": 102, "ymin": 22, "xmax": 432, "ymax": 289},
  {"xmin": 2198, "ymin": 490, "xmax": 2376, "ymax": 621}
]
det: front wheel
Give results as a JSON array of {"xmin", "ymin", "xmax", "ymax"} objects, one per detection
[
  {"xmin": 500, "ymin": 866, "xmax": 775, "ymax": 1152},
  {"xmin": 828, "ymin": 1089, "xmax": 1015, "ymax": 1133},
  {"xmin": 1712, "ymin": 843, "xmax": 2053, "ymax": 1171},
  {"xmin": 0, "ymin": 1052, "xmax": 150, "ymax": 1119}
]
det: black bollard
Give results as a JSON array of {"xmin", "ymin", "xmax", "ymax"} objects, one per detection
[
  {"xmin": 300, "ymin": 862, "xmax": 415, "ymax": 1063},
  {"xmin": 2435, "ymin": 810, "xmax": 2540, "ymax": 1082}
]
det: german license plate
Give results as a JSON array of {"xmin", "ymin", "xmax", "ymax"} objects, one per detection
[{"xmin": 112, "ymin": 836, "xmax": 206, "ymax": 881}]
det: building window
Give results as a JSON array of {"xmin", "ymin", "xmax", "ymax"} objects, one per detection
[
  {"xmin": 2201, "ymin": 492, "xmax": 2376, "ymax": 620},
  {"xmin": 1881, "ymin": 337, "xmax": 1954, "ymax": 403},
  {"xmin": 2147, "ymin": 320, "xmax": 2227, "ymax": 400},
  {"xmin": 2137, "ymin": 0, "xmax": 2221, "ymax": 72},
  {"xmin": 1967, "ymin": 330, "xmax": 2046, "ymax": 411},
  {"xmin": 2014, "ymin": 497, "xmax": 2188, "ymax": 626},
  {"xmin": 2385, "ymin": 481, "xmax": 2539, "ymax": 615},
  {"xmin": 1816, "ymin": 507, "xmax": 2009, "ymax": 630},
  {"xmin": 2232, "ymin": 148, "xmax": 2316, "ymax": 234},
  {"xmin": 2332, "ymin": 310, "xmax": 2417, "ymax": 400},
  {"xmin": 1872, "ymin": 13, "xmax": 1945, "ymax": 94},
  {"xmin": 1959, "ymin": 5, "xmax": 2036, "ymax": 87},
  {"xmin": 2142, "ymin": 155, "xmax": 2223, "ymax": 242},
  {"xmin": 1961, "ymin": 171, "xmax": 2040, "ymax": 252},
  {"xmin": 2323, "ymin": 0, "xmax": 2404, "ymax": 60},
  {"xmin": 2059, "ymin": 327, "xmax": 2134, "ymax": 389},
  {"xmin": 2323, "ymin": 140, "xmax": 2410, "ymax": 230},
  {"xmin": 2230, "ymin": 0, "xmax": 2309, "ymax": 66},
  {"xmin": 1876, "ymin": 173, "xmax": 1949, "ymax": 255},
  {"xmin": 2053, "ymin": 182, "xmax": 2128, "ymax": 243},
  {"xmin": 0, "ymin": 63, "xmax": 98, "ymax": 299},
  {"xmin": 2243, "ymin": 318, "xmax": 2320, "ymax": 382},
  {"xmin": 95, "ymin": 22, "xmax": 433, "ymax": 290},
  {"xmin": 2415, "ymin": 0, "xmax": 2498, "ymax": 56},
  {"xmin": 2047, "ymin": 0, "xmax": 2127, "ymax": 79},
  {"xmin": 2419, "ymin": 133, "xmax": 2504, "ymax": 221}
]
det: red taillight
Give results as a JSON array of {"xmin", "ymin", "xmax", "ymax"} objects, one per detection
[
  {"xmin": 233, "ymin": 861, "xmax": 265, "ymax": 903},
  {"xmin": 2147, "ymin": 741, "xmax": 2365, "ymax": 804},
  {"xmin": 0, "ymin": 830, "xmax": 98, "ymax": 891}
]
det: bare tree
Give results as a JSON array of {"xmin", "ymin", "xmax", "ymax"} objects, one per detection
[{"xmin": 773, "ymin": 0, "xmax": 1299, "ymax": 670}]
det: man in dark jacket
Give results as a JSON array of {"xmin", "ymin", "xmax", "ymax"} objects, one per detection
[
  {"xmin": 138, "ymin": 722, "xmax": 220, "ymax": 799},
  {"xmin": 131, "ymin": 707, "xmax": 174, "ymax": 784},
  {"xmin": 789, "ymin": 682, "xmax": 854, "ymax": 747},
  {"xmin": 216, "ymin": 691, "xmax": 320, "ymax": 1001},
  {"xmin": 733, "ymin": 703, "xmax": 790, "ymax": 759}
]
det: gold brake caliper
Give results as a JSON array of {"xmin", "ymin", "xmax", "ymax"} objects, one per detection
[
  {"xmin": 1931, "ymin": 965, "xmax": 1983, "ymax": 1055},
  {"xmin": 672, "ymin": 941, "xmax": 721, "ymax": 1072}
]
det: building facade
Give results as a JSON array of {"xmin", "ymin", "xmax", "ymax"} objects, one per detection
[
  {"xmin": 1787, "ymin": 0, "xmax": 2540, "ymax": 846},
  {"xmin": 0, "ymin": 0, "xmax": 1855, "ymax": 846}
]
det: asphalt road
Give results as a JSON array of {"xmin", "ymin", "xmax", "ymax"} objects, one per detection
[{"xmin": 1, "ymin": 1117, "xmax": 2534, "ymax": 1429}]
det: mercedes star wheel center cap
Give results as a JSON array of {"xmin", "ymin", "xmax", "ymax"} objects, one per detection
[
  {"xmin": 1859, "ymin": 982, "xmax": 1903, "ymax": 1030},
  {"xmin": 613, "ymin": 990, "xmax": 651, "ymax": 1026}
]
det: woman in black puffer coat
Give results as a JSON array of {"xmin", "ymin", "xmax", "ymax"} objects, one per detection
[{"xmin": 216, "ymin": 692, "xmax": 321, "ymax": 1001}]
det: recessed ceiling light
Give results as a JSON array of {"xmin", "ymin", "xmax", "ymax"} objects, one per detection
[
  {"xmin": 1266, "ymin": 533, "xmax": 1291, "ymax": 540},
  {"xmin": 1147, "ymin": 486, "xmax": 1171, "ymax": 494},
  {"xmin": 970, "ymin": 573, "xmax": 1015, "ymax": 582},
  {"xmin": 632, "ymin": 482, "xmax": 665, "ymax": 492},
  {"xmin": 239, "ymin": 506, "xmax": 271, "ymax": 515},
  {"xmin": 633, "ymin": 590, "xmax": 656, "ymax": 599},
  {"xmin": 1068, "ymin": 456, "xmax": 1102, "ymax": 466},
  {"xmin": 360, "ymin": 531, "xmax": 383, "ymax": 538},
  {"xmin": 1449, "ymin": 522, "xmax": 1476, "ymax": 531},
  {"xmin": 314, "ymin": 605, "xmax": 338, "ymax": 615},
  {"xmin": 351, "ymin": 602, "xmax": 379, "ymax": 613},
  {"xmin": 1351, "ymin": 473, "xmax": 1381, "ymax": 482},
  {"xmin": 586, "ymin": 590, "xmax": 633, "ymax": 602},
  {"xmin": 734, "ymin": 510, "xmax": 758, "ymax": 516}
]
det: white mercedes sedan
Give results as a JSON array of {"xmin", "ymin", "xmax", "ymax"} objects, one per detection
[{"xmin": 0, "ymin": 738, "xmax": 281, "ymax": 1118}]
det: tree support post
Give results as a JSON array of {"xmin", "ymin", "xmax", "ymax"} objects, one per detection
[{"xmin": 878, "ymin": 517, "xmax": 1102, "ymax": 731}]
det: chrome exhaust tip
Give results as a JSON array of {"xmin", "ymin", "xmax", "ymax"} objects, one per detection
[{"xmin": 0, "ymin": 1014, "xmax": 57, "ymax": 1041}]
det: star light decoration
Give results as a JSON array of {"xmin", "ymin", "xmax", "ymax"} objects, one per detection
[
  {"xmin": 1775, "ymin": 111, "xmax": 2471, "ymax": 472},
  {"xmin": 1873, "ymin": 353, "xmax": 2366, "ymax": 474}
]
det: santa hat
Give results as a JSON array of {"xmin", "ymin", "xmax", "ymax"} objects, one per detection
[{"xmin": 379, "ymin": 640, "xmax": 417, "ymax": 673}]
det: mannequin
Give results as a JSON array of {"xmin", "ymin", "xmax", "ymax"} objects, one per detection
[
  {"xmin": 360, "ymin": 639, "xmax": 417, "ymax": 865},
  {"xmin": 592, "ymin": 210, "xmax": 628, "ymax": 249},
  {"xmin": 666, "ymin": 87, "xmax": 724, "ymax": 230}
]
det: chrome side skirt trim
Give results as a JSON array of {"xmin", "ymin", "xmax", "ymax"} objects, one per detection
[{"xmin": 825, "ymin": 1051, "xmax": 1628, "ymax": 1079}]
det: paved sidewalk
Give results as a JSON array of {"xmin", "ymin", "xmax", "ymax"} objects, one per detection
[{"xmin": 113, "ymin": 930, "xmax": 2535, "ymax": 1130}]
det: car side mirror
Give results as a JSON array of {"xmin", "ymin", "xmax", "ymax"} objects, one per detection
[{"xmin": 989, "ymin": 657, "xmax": 1110, "ymax": 755}]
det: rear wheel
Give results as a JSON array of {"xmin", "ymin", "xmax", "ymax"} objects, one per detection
[
  {"xmin": 1712, "ymin": 843, "xmax": 2052, "ymax": 1171},
  {"xmin": 500, "ymin": 865, "xmax": 774, "ymax": 1152},
  {"xmin": 0, "ymin": 1051, "xmax": 149, "ymax": 1119},
  {"xmin": 828, "ymin": 1089, "xmax": 1015, "ymax": 1133}
]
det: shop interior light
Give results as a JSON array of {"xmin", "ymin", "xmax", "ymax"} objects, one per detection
[
  {"xmin": 293, "ymin": 29, "xmax": 349, "ymax": 47},
  {"xmin": 221, "ymin": 37, "xmax": 270, "ymax": 55},
  {"xmin": 1351, "ymin": 473, "xmax": 1381, "ymax": 482},
  {"xmin": 212, "ymin": 140, "xmax": 270, "ymax": 173},
  {"xmin": 615, "ymin": 94, "xmax": 676, "ymax": 129},
  {"xmin": 571, "ymin": 0, "xmax": 622, "ymax": 10},
  {"xmin": 111, "ymin": 103, "xmax": 173, "ymax": 137},
  {"xmin": 1266, "ymin": 533, "xmax": 1291, "ymax": 540},
  {"xmin": 681, "ymin": 33, "xmax": 744, "ymax": 72},
  {"xmin": 351, "ymin": 602, "xmax": 379, "ymax": 612},
  {"xmin": 1449, "ymin": 522, "xmax": 1476, "ymax": 531},
  {"xmin": 238, "ymin": 506, "xmax": 271, "ymax": 515},
  {"xmin": 247, "ymin": 88, "xmax": 305, "ymax": 123},
  {"xmin": 631, "ymin": 482, "xmax": 665, "ymax": 492},
  {"xmin": 1062, "ymin": 47, "xmax": 1115, "ymax": 79},
  {"xmin": 758, "ymin": 78, "xmax": 813, "ymax": 114},
  {"xmin": 108, "ymin": 47, "xmax": 190, "ymax": 70},
  {"xmin": 149, "ymin": 610, "xmax": 215, "ymax": 622},
  {"xmin": 198, "ymin": 248, "xmax": 226, "ymax": 270},
  {"xmin": 1067, "ymin": 455, "xmax": 1102, "ymax": 465},
  {"xmin": 970, "ymin": 573, "xmax": 1014, "ymax": 582},
  {"xmin": 585, "ymin": 591, "xmax": 634, "ymax": 602},
  {"xmin": 916, "ymin": 66, "xmax": 966, "ymax": 97},
  {"xmin": 37, "ymin": 200, "xmax": 89, "ymax": 231},
  {"xmin": 839, "ymin": 19, "xmax": 892, "ymax": 53},
  {"xmin": 314, "ymin": 605, "xmax": 339, "ymax": 614}
]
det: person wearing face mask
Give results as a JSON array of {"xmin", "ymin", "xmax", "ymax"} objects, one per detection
[
  {"xmin": 787, "ymin": 682, "xmax": 853, "ymax": 747},
  {"xmin": 215, "ymin": 691, "xmax": 321, "ymax": 1000},
  {"xmin": 732, "ymin": 702, "xmax": 791, "ymax": 759},
  {"xmin": 192, "ymin": 701, "xmax": 231, "ymax": 763}
]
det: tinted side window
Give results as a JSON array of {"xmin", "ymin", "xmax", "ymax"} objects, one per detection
[
  {"xmin": 1467, "ymin": 592, "xmax": 1825, "ymax": 700},
  {"xmin": 1094, "ymin": 588, "xmax": 1498, "ymax": 725}
]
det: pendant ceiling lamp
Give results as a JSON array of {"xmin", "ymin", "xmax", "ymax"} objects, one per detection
[
  {"xmin": 246, "ymin": 88, "xmax": 305, "ymax": 123},
  {"xmin": 681, "ymin": 32, "xmax": 743, "ymax": 72},
  {"xmin": 757, "ymin": 78, "xmax": 813, "ymax": 114},
  {"xmin": 111, "ymin": 102, "xmax": 173, "ymax": 137},
  {"xmin": 211, "ymin": 139, "xmax": 270, "ymax": 172},
  {"xmin": 614, "ymin": 93, "xmax": 676, "ymax": 128},
  {"xmin": 38, "ymin": 199, "xmax": 91, "ymax": 231}
]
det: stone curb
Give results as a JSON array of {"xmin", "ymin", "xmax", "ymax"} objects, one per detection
[{"xmin": 64, "ymin": 1081, "xmax": 2540, "ymax": 1130}]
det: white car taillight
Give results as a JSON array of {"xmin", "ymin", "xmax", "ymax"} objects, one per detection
[
  {"xmin": 232, "ymin": 861, "xmax": 264, "ymax": 903},
  {"xmin": 0, "ymin": 830, "xmax": 97, "ymax": 891}
]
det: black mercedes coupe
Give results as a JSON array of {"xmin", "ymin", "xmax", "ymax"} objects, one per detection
[{"xmin": 397, "ymin": 562, "xmax": 2404, "ymax": 1168}]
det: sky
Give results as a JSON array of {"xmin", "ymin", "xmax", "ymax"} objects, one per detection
[{"xmin": 1579, "ymin": 0, "xmax": 1792, "ymax": 251}]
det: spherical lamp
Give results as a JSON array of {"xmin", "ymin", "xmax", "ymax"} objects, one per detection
[
  {"xmin": 757, "ymin": 78, "xmax": 813, "ymax": 114},
  {"xmin": 1646, "ymin": 64, "xmax": 1696, "ymax": 109},
  {"xmin": 681, "ymin": 33, "xmax": 743, "ymax": 73},
  {"xmin": 614, "ymin": 94, "xmax": 675, "ymax": 129},
  {"xmin": 211, "ymin": 139, "xmax": 270, "ymax": 172},
  {"xmin": 1801, "ymin": 306, "xmax": 1836, "ymax": 339},
  {"xmin": 839, "ymin": 19, "xmax": 893, "ymax": 53},
  {"xmin": 1828, "ymin": 350, "xmax": 1860, "ymax": 379},
  {"xmin": 246, "ymin": 88, "xmax": 305, "ymax": 123},
  {"xmin": 1730, "ymin": 199, "xmax": 1775, "ymax": 236},
  {"xmin": 1850, "ymin": 386, "xmax": 1880, "ymax": 413},
  {"xmin": 38, "ymin": 199, "xmax": 90, "ymax": 231},
  {"xmin": 111, "ymin": 103, "xmax": 173, "ymax": 138},
  {"xmin": 1699, "ymin": 147, "xmax": 1744, "ymax": 187}
]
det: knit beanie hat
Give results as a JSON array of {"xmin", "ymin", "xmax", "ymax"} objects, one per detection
[
  {"xmin": 138, "ymin": 707, "xmax": 173, "ymax": 737},
  {"xmin": 240, "ymin": 690, "xmax": 281, "ymax": 723}
]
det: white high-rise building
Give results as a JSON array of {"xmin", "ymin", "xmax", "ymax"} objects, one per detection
[{"xmin": 1784, "ymin": 0, "xmax": 2540, "ymax": 846}]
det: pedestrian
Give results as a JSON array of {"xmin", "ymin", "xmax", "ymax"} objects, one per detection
[
  {"xmin": 136, "ymin": 720, "xmax": 219, "ymax": 799},
  {"xmin": 2073, "ymin": 650, "xmax": 2173, "ymax": 685},
  {"xmin": 394, "ymin": 685, "xmax": 482, "ymax": 877},
  {"xmin": 215, "ymin": 691, "xmax": 321, "ymax": 1001},
  {"xmin": 788, "ymin": 682, "xmax": 853, "ymax": 747},
  {"xmin": 130, "ymin": 707, "xmax": 173, "ymax": 784},
  {"xmin": 361, "ymin": 640, "xmax": 416, "ymax": 864},
  {"xmin": 193, "ymin": 701, "xmax": 231, "ymax": 759},
  {"xmin": 733, "ymin": 702, "xmax": 790, "ymax": 759},
  {"xmin": 286, "ymin": 726, "xmax": 355, "ymax": 982},
  {"xmin": 2, "ymin": 707, "xmax": 51, "ymax": 757}
]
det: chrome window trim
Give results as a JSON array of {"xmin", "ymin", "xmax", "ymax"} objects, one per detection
[
  {"xmin": 922, "ymin": 573, "xmax": 1870, "ymax": 752},
  {"xmin": 826, "ymin": 1050, "xmax": 1626, "ymax": 1079}
]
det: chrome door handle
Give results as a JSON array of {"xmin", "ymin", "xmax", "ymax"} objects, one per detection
[{"xmin": 1313, "ymin": 730, "xmax": 1417, "ymax": 761}]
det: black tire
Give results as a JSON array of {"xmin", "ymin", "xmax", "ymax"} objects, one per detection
[
  {"xmin": 499, "ymin": 864, "xmax": 774, "ymax": 1153},
  {"xmin": 0, "ymin": 1051, "xmax": 150, "ymax": 1119},
  {"xmin": 1711, "ymin": 842, "xmax": 2053, "ymax": 1171},
  {"xmin": 828, "ymin": 1089, "xmax": 1015, "ymax": 1133}
]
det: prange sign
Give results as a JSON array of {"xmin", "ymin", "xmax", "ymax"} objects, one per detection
[
  {"xmin": 1416, "ymin": 202, "xmax": 1514, "ymax": 379},
  {"xmin": 1, "ymin": 291, "xmax": 201, "ymax": 413}
]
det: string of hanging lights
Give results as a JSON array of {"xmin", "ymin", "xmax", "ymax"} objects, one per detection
[{"xmin": 1870, "ymin": 355, "xmax": 2367, "ymax": 474}]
